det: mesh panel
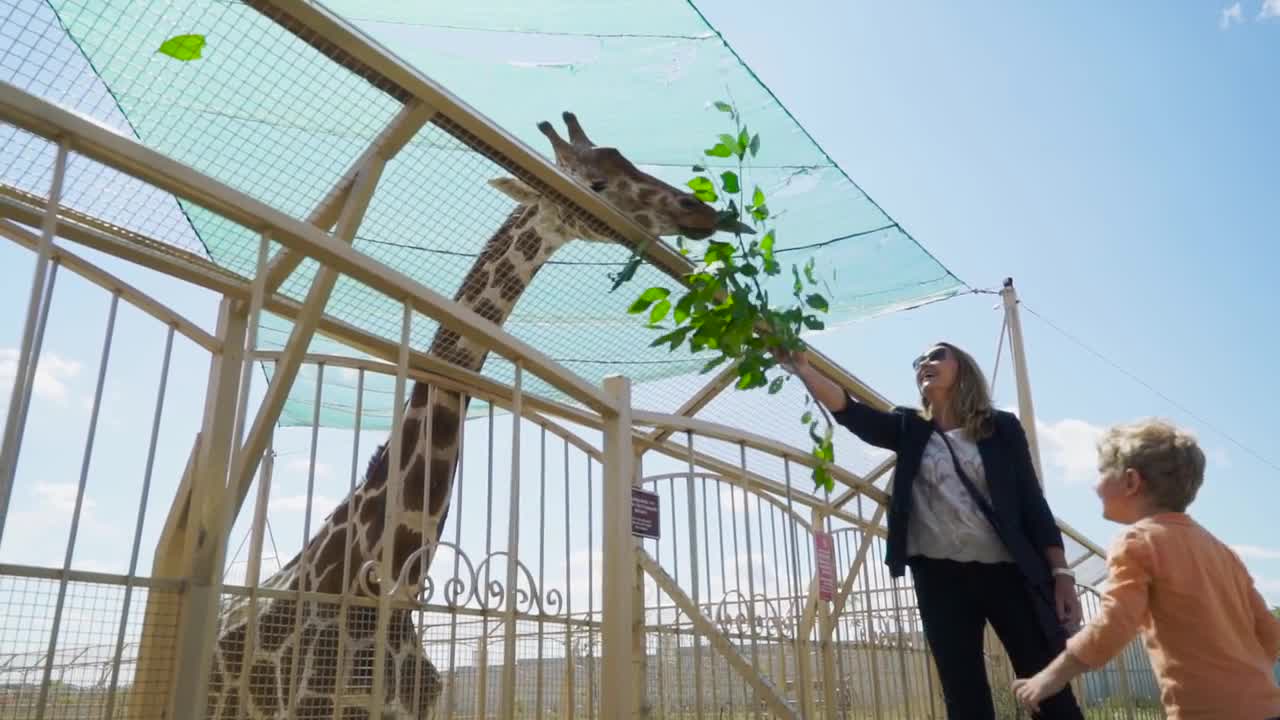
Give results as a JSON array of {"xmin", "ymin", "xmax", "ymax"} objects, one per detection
[
  {"xmin": 0, "ymin": 574, "xmax": 179, "ymax": 720},
  {"xmin": 2, "ymin": 0, "xmax": 966, "ymax": 430}
]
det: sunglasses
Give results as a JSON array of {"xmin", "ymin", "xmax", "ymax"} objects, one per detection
[{"xmin": 912, "ymin": 347, "xmax": 948, "ymax": 371}]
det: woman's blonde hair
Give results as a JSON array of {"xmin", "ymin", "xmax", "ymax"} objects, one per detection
[{"xmin": 919, "ymin": 342, "xmax": 995, "ymax": 440}]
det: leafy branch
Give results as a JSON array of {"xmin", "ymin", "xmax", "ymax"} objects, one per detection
[{"xmin": 612, "ymin": 100, "xmax": 837, "ymax": 492}]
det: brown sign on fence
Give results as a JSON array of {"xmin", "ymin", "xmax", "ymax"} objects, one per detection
[{"xmin": 631, "ymin": 487, "xmax": 660, "ymax": 540}]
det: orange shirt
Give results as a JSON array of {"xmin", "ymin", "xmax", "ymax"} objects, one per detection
[{"xmin": 1066, "ymin": 513, "xmax": 1280, "ymax": 720}]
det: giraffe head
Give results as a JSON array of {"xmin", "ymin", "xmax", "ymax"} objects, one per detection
[{"xmin": 489, "ymin": 111, "xmax": 754, "ymax": 242}]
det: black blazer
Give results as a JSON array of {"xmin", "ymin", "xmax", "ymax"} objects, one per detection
[{"xmin": 831, "ymin": 395, "xmax": 1065, "ymax": 588}]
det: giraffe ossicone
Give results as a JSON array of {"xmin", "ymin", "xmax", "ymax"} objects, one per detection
[{"xmin": 207, "ymin": 110, "xmax": 748, "ymax": 720}]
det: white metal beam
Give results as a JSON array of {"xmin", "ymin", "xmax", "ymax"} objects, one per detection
[{"xmin": 0, "ymin": 80, "xmax": 616, "ymax": 415}]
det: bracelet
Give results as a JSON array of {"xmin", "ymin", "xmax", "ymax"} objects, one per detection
[{"xmin": 1052, "ymin": 567, "xmax": 1075, "ymax": 579}]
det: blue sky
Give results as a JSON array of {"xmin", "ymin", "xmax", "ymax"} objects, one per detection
[
  {"xmin": 692, "ymin": 0, "xmax": 1280, "ymax": 599},
  {"xmin": 1, "ymin": 0, "xmax": 1278, "ymax": 628}
]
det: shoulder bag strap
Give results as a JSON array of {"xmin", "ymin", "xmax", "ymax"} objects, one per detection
[{"xmin": 935, "ymin": 428, "xmax": 1002, "ymax": 534}]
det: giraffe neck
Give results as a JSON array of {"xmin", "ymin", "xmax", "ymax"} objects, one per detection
[
  {"xmin": 211, "ymin": 204, "xmax": 566, "ymax": 718},
  {"xmin": 267, "ymin": 203, "xmax": 566, "ymax": 597}
]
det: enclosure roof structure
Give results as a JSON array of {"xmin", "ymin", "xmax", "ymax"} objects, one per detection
[{"xmin": 0, "ymin": 0, "xmax": 965, "ymax": 428}]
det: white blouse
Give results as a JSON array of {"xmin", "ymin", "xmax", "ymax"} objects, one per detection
[{"xmin": 907, "ymin": 429, "xmax": 1012, "ymax": 564}]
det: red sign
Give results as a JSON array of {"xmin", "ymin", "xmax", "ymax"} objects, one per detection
[{"xmin": 814, "ymin": 532, "xmax": 836, "ymax": 602}]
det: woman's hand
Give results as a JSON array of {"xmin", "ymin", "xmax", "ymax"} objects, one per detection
[
  {"xmin": 1054, "ymin": 574, "xmax": 1083, "ymax": 630},
  {"xmin": 771, "ymin": 347, "xmax": 810, "ymax": 375}
]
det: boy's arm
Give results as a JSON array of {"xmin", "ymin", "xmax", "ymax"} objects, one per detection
[
  {"xmin": 1064, "ymin": 529, "xmax": 1154, "ymax": 667},
  {"xmin": 1013, "ymin": 530, "xmax": 1153, "ymax": 711}
]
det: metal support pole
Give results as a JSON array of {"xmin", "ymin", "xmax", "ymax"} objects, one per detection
[
  {"xmin": 0, "ymin": 138, "xmax": 68, "ymax": 543},
  {"xmin": 1000, "ymin": 277, "xmax": 1045, "ymax": 483},
  {"xmin": 601, "ymin": 376, "xmax": 637, "ymax": 720},
  {"xmin": 499, "ymin": 363, "xmax": 524, "ymax": 720}
]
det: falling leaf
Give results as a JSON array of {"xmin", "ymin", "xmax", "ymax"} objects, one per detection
[{"xmin": 158, "ymin": 34, "xmax": 206, "ymax": 62}]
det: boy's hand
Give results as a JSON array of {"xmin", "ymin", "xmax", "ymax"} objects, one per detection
[
  {"xmin": 1012, "ymin": 652, "xmax": 1087, "ymax": 715},
  {"xmin": 1011, "ymin": 671, "xmax": 1067, "ymax": 716}
]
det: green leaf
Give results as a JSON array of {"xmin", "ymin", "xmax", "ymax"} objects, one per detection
[
  {"xmin": 704, "ymin": 241, "xmax": 737, "ymax": 264},
  {"xmin": 801, "ymin": 411, "xmax": 813, "ymax": 424},
  {"xmin": 608, "ymin": 255, "xmax": 643, "ymax": 292},
  {"xmin": 749, "ymin": 133, "xmax": 761, "ymax": 157},
  {"xmin": 691, "ymin": 164, "xmax": 706, "ymax": 173},
  {"xmin": 792, "ymin": 265, "xmax": 803, "ymax": 295},
  {"xmin": 805, "ymin": 294, "xmax": 829, "ymax": 312},
  {"xmin": 805, "ymin": 257, "xmax": 818, "ymax": 285},
  {"xmin": 650, "ymin": 326, "xmax": 691, "ymax": 351},
  {"xmin": 628, "ymin": 286, "xmax": 670, "ymax": 314},
  {"xmin": 753, "ymin": 186, "xmax": 766, "ymax": 208},
  {"xmin": 814, "ymin": 466, "xmax": 834, "ymax": 493},
  {"xmin": 673, "ymin": 294, "xmax": 695, "ymax": 325},
  {"xmin": 648, "ymin": 299, "xmax": 671, "ymax": 325},
  {"xmin": 158, "ymin": 34, "xmax": 205, "ymax": 61},
  {"xmin": 700, "ymin": 354, "xmax": 730, "ymax": 374},
  {"xmin": 720, "ymin": 171, "xmax": 740, "ymax": 194},
  {"xmin": 713, "ymin": 101, "xmax": 734, "ymax": 114},
  {"xmin": 768, "ymin": 375, "xmax": 785, "ymax": 394},
  {"xmin": 705, "ymin": 143, "xmax": 734, "ymax": 158},
  {"xmin": 737, "ymin": 129, "xmax": 750, "ymax": 156},
  {"xmin": 761, "ymin": 230, "xmax": 776, "ymax": 262},
  {"xmin": 802, "ymin": 315, "xmax": 826, "ymax": 331},
  {"xmin": 719, "ymin": 134, "xmax": 738, "ymax": 150},
  {"xmin": 686, "ymin": 176, "xmax": 718, "ymax": 203}
]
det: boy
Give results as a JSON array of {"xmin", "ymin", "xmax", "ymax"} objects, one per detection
[{"xmin": 1011, "ymin": 419, "xmax": 1280, "ymax": 719}]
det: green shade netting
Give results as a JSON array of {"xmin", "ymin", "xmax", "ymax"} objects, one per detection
[{"xmin": 1, "ymin": 0, "xmax": 964, "ymax": 429}]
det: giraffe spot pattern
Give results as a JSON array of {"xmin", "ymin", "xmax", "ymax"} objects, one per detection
[
  {"xmin": 458, "ymin": 267, "xmax": 490, "ymax": 303},
  {"xmin": 397, "ymin": 417, "xmax": 420, "ymax": 470},
  {"xmin": 490, "ymin": 258, "xmax": 524, "ymax": 303},
  {"xmin": 402, "ymin": 452, "xmax": 427, "ymax": 511},
  {"xmin": 429, "ymin": 458, "xmax": 453, "ymax": 515},
  {"xmin": 474, "ymin": 298, "xmax": 504, "ymax": 324},
  {"xmin": 248, "ymin": 658, "xmax": 279, "ymax": 715},
  {"xmin": 391, "ymin": 525, "xmax": 425, "ymax": 584},
  {"xmin": 313, "ymin": 530, "xmax": 348, "ymax": 594},
  {"xmin": 515, "ymin": 228, "xmax": 542, "ymax": 260},
  {"xmin": 257, "ymin": 600, "xmax": 297, "ymax": 652}
]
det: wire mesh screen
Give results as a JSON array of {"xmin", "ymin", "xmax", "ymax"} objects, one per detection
[
  {"xmin": 2, "ymin": 0, "xmax": 967, "ymax": 431},
  {"xmin": 0, "ymin": 573, "xmax": 179, "ymax": 720}
]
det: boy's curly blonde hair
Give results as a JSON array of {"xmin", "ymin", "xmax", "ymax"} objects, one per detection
[{"xmin": 1097, "ymin": 419, "xmax": 1206, "ymax": 512}]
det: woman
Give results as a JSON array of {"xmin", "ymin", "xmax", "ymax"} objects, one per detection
[{"xmin": 778, "ymin": 342, "xmax": 1085, "ymax": 719}]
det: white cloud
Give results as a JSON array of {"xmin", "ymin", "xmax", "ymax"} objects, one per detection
[
  {"xmin": 1260, "ymin": 0, "xmax": 1280, "ymax": 19},
  {"xmin": 1221, "ymin": 2, "xmax": 1244, "ymax": 28},
  {"xmin": 0, "ymin": 348, "xmax": 82, "ymax": 405},
  {"xmin": 1035, "ymin": 417, "xmax": 1105, "ymax": 486},
  {"xmin": 1233, "ymin": 544, "xmax": 1280, "ymax": 561},
  {"xmin": 272, "ymin": 493, "xmax": 340, "ymax": 514},
  {"xmin": 34, "ymin": 481, "xmax": 95, "ymax": 513},
  {"xmin": 283, "ymin": 457, "xmax": 334, "ymax": 481}
]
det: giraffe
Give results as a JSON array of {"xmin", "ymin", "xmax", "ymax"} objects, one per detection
[{"xmin": 205, "ymin": 111, "xmax": 753, "ymax": 720}]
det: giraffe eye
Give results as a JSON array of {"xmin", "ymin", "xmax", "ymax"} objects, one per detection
[{"xmin": 590, "ymin": 180, "xmax": 607, "ymax": 192}]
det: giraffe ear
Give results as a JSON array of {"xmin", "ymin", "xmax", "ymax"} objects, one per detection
[{"xmin": 488, "ymin": 177, "xmax": 543, "ymax": 205}]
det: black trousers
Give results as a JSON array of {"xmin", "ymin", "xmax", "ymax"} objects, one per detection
[{"xmin": 909, "ymin": 556, "xmax": 1084, "ymax": 720}]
